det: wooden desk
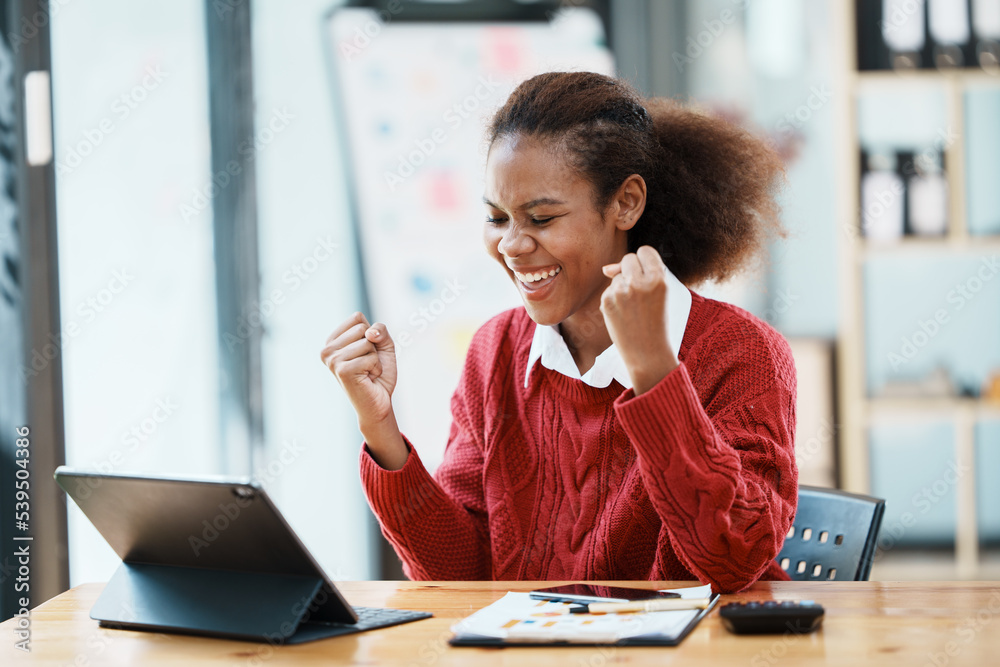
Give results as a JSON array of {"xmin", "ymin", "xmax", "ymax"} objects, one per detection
[{"xmin": 3, "ymin": 580, "xmax": 999, "ymax": 665}]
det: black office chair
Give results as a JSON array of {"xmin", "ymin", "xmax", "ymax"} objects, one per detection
[{"xmin": 776, "ymin": 485, "xmax": 886, "ymax": 581}]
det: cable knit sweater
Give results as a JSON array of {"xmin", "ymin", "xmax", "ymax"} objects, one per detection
[{"xmin": 359, "ymin": 290, "xmax": 798, "ymax": 593}]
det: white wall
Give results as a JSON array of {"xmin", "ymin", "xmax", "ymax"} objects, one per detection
[
  {"xmin": 251, "ymin": 0, "xmax": 375, "ymax": 581},
  {"xmin": 51, "ymin": 0, "xmax": 220, "ymax": 584},
  {"xmin": 52, "ymin": 0, "xmax": 376, "ymax": 585}
]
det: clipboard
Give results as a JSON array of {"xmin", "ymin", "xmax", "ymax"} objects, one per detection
[{"xmin": 449, "ymin": 587, "xmax": 720, "ymax": 647}]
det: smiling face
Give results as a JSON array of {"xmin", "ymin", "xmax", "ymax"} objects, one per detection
[{"xmin": 483, "ymin": 134, "xmax": 637, "ymax": 329}]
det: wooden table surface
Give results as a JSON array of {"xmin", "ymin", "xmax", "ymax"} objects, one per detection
[{"xmin": 3, "ymin": 580, "xmax": 1000, "ymax": 665}]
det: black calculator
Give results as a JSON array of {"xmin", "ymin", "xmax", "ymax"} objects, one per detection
[{"xmin": 719, "ymin": 600, "xmax": 824, "ymax": 634}]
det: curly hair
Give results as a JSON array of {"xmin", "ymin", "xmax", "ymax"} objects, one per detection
[{"xmin": 487, "ymin": 71, "xmax": 786, "ymax": 286}]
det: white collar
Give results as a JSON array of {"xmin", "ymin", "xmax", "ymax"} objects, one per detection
[{"xmin": 524, "ymin": 265, "xmax": 692, "ymax": 389}]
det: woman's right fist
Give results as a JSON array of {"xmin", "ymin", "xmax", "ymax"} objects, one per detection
[{"xmin": 320, "ymin": 312, "xmax": 398, "ymax": 427}]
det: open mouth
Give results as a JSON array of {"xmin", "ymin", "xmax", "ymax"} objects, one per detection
[{"xmin": 513, "ymin": 266, "xmax": 561, "ymax": 294}]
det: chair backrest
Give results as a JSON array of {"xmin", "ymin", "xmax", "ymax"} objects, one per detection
[{"xmin": 776, "ymin": 485, "xmax": 885, "ymax": 581}]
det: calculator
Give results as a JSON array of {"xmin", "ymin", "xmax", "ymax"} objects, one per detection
[{"xmin": 719, "ymin": 600, "xmax": 824, "ymax": 634}]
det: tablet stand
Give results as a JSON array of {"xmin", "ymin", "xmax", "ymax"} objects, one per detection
[{"xmin": 92, "ymin": 562, "xmax": 329, "ymax": 643}]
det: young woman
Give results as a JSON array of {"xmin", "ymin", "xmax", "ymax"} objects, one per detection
[{"xmin": 321, "ymin": 72, "xmax": 797, "ymax": 593}]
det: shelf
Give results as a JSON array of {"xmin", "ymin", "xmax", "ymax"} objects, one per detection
[
  {"xmin": 836, "ymin": 2, "xmax": 999, "ymax": 579},
  {"xmin": 866, "ymin": 396, "xmax": 1000, "ymax": 419},
  {"xmin": 855, "ymin": 68, "xmax": 1000, "ymax": 90},
  {"xmin": 871, "ymin": 548, "xmax": 1000, "ymax": 581},
  {"xmin": 858, "ymin": 234, "xmax": 1000, "ymax": 259}
]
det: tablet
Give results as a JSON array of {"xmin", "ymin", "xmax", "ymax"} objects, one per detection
[{"xmin": 54, "ymin": 467, "xmax": 431, "ymax": 644}]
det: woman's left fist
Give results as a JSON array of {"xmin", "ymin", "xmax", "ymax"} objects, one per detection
[{"xmin": 600, "ymin": 245, "xmax": 678, "ymax": 394}]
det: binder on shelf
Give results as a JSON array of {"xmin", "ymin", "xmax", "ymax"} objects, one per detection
[
  {"xmin": 907, "ymin": 150, "xmax": 949, "ymax": 236},
  {"xmin": 928, "ymin": 0, "xmax": 973, "ymax": 67},
  {"xmin": 857, "ymin": 0, "xmax": 993, "ymax": 71},
  {"xmin": 972, "ymin": 0, "xmax": 1000, "ymax": 68},
  {"xmin": 882, "ymin": 0, "xmax": 927, "ymax": 69},
  {"xmin": 860, "ymin": 149, "xmax": 906, "ymax": 242},
  {"xmin": 857, "ymin": 0, "xmax": 894, "ymax": 70}
]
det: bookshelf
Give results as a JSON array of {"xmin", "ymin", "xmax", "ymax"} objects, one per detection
[{"xmin": 834, "ymin": 2, "xmax": 1000, "ymax": 579}]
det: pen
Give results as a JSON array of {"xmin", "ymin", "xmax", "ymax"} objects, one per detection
[{"xmin": 565, "ymin": 598, "xmax": 712, "ymax": 615}]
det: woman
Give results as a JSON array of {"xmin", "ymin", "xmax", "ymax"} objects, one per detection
[{"xmin": 321, "ymin": 72, "xmax": 797, "ymax": 593}]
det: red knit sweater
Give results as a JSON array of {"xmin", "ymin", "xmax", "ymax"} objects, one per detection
[{"xmin": 360, "ymin": 290, "xmax": 798, "ymax": 593}]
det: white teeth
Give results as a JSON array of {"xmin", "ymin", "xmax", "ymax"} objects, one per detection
[{"xmin": 513, "ymin": 266, "xmax": 561, "ymax": 283}]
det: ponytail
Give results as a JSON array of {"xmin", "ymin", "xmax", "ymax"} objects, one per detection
[{"xmin": 488, "ymin": 72, "xmax": 786, "ymax": 285}]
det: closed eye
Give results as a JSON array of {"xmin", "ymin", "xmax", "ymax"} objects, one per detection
[{"xmin": 484, "ymin": 216, "xmax": 556, "ymax": 225}]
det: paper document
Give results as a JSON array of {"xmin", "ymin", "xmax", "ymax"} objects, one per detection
[{"xmin": 451, "ymin": 584, "xmax": 713, "ymax": 643}]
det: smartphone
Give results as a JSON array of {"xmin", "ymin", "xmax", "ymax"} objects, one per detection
[{"xmin": 528, "ymin": 584, "xmax": 681, "ymax": 605}]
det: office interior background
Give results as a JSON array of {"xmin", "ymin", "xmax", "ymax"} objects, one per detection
[{"xmin": 1, "ymin": 0, "xmax": 999, "ymax": 620}]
